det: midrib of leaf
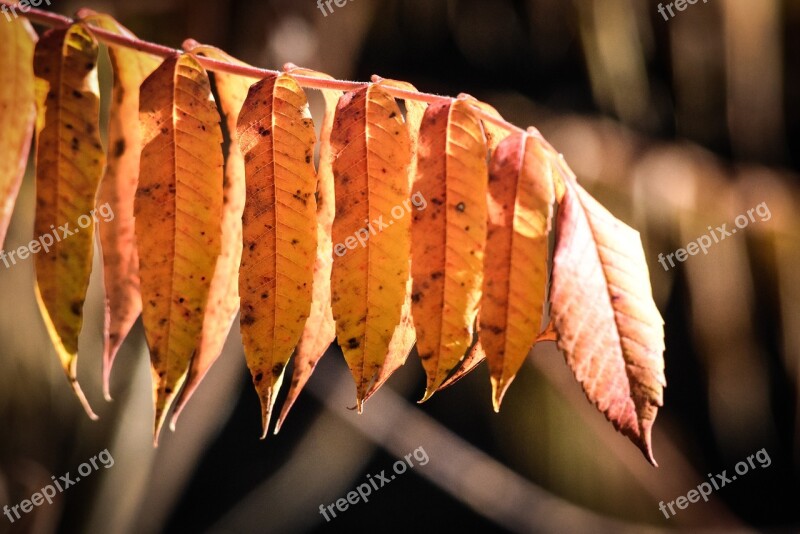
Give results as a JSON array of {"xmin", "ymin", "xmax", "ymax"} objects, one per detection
[
  {"xmin": 363, "ymin": 88, "xmax": 376, "ymax": 396},
  {"xmin": 578, "ymin": 189, "xmax": 632, "ymax": 382}
]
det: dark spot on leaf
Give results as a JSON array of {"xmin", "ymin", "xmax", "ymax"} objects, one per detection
[
  {"xmin": 455, "ymin": 202, "xmax": 465, "ymax": 212},
  {"xmin": 113, "ymin": 139, "xmax": 126, "ymax": 158},
  {"xmin": 272, "ymin": 363, "xmax": 284, "ymax": 377},
  {"xmin": 347, "ymin": 337, "xmax": 360, "ymax": 349}
]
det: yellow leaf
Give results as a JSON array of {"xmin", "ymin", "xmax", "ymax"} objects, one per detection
[
  {"xmin": 0, "ymin": 18, "xmax": 36, "ymax": 248},
  {"xmin": 33, "ymin": 25, "xmax": 105, "ymax": 420},
  {"xmin": 136, "ymin": 54, "xmax": 224, "ymax": 442},
  {"xmin": 330, "ymin": 84, "xmax": 412, "ymax": 409},
  {"xmin": 479, "ymin": 132, "xmax": 554, "ymax": 411},
  {"xmin": 550, "ymin": 179, "xmax": 666, "ymax": 465},
  {"xmin": 237, "ymin": 73, "xmax": 317, "ymax": 437},
  {"xmin": 79, "ymin": 13, "xmax": 161, "ymax": 400},
  {"xmin": 412, "ymin": 98, "xmax": 488, "ymax": 399},
  {"xmin": 275, "ymin": 65, "xmax": 340, "ymax": 433},
  {"xmin": 169, "ymin": 41, "xmax": 253, "ymax": 429},
  {"xmin": 362, "ymin": 76, "xmax": 426, "ymax": 403}
]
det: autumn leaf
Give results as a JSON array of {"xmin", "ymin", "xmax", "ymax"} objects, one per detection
[
  {"xmin": 550, "ymin": 178, "xmax": 666, "ymax": 465},
  {"xmin": 330, "ymin": 84, "xmax": 412, "ymax": 409},
  {"xmin": 0, "ymin": 17, "xmax": 36, "ymax": 249},
  {"xmin": 480, "ymin": 131, "xmax": 554, "ymax": 411},
  {"xmin": 237, "ymin": 73, "xmax": 317, "ymax": 437},
  {"xmin": 79, "ymin": 12, "xmax": 161, "ymax": 400},
  {"xmin": 362, "ymin": 76, "xmax": 425, "ymax": 403},
  {"xmin": 33, "ymin": 24, "xmax": 105, "ymax": 420},
  {"xmin": 136, "ymin": 54, "xmax": 224, "ymax": 442},
  {"xmin": 169, "ymin": 41, "xmax": 252, "ymax": 429},
  {"xmin": 412, "ymin": 97, "xmax": 488, "ymax": 399},
  {"xmin": 275, "ymin": 65, "xmax": 340, "ymax": 433}
]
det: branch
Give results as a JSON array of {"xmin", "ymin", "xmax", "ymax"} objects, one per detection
[{"xmin": 1, "ymin": 1, "xmax": 580, "ymax": 179}]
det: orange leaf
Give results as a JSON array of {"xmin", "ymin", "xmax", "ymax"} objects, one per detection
[
  {"xmin": 33, "ymin": 25, "xmax": 105, "ymax": 420},
  {"xmin": 80, "ymin": 13, "xmax": 161, "ymax": 400},
  {"xmin": 136, "ymin": 54, "xmax": 224, "ymax": 442},
  {"xmin": 237, "ymin": 73, "xmax": 317, "ymax": 437},
  {"xmin": 169, "ymin": 42, "xmax": 252, "ymax": 429},
  {"xmin": 0, "ymin": 18, "xmax": 36, "ymax": 248},
  {"xmin": 550, "ymin": 179, "xmax": 666, "ymax": 465},
  {"xmin": 412, "ymin": 98, "xmax": 488, "ymax": 399},
  {"xmin": 362, "ymin": 77, "xmax": 426, "ymax": 404},
  {"xmin": 480, "ymin": 132, "xmax": 554, "ymax": 411},
  {"xmin": 275, "ymin": 65, "xmax": 340, "ymax": 433},
  {"xmin": 330, "ymin": 84, "xmax": 412, "ymax": 409}
]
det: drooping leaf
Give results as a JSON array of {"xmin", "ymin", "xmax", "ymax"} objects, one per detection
[
  {"xmin": 480, "ymin": 132, "xmax": 554, "ymax": 411},
  {"xmin": 275, "ymin": 65, "xmax": 340, "ymax": 433},
  {"xmin": 33, "ymin": 25, "xmax": 105, "ymax": 419},
  {"xmin": 550, "ymin": 178, "xmax": 666, "ymax": 465},
  {"xmin": 79, "ymin": 12, "xmax": 161, "ymax": 400},
  {"xmin": 236, "ymin": 73, "xmax": 317, "ymax": 437},
  {"xmin": 330, "ymin": 84, "xmax": 412, "ymax": 409},
  {"xmin": 0, "ymin": 17, "xmax": 36, "ymax": 249},
  {"xmin": 169, "ymin": 41, "xmax": 252, "ymax": 429},
  {"xmin": 411, "ymin": 98, "xmax": 488, "ymax": 399},
  {"xmin": 362, "ymin": 76, "xmax": 426, "ymax": 403},
  {"xmin": 136, "ymin": 54, "xmax": 224, "ymax": 442}
]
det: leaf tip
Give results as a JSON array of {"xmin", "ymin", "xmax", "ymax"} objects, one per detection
[{"xmin": 70, "ymin": 378, "xmax": 99, "ymax": 420}]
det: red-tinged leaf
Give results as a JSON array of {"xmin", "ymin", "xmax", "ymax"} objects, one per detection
[
  {"xmin": 550, "ymin": 179, "xmax": 666, "ymax": 465},
  {"xmin": 0, "ymin": 18, "xmax": 36, "ymax": 249},
  {"xmin": 79, "ymin": 13, "xmax": 161, "ymax": 400}
]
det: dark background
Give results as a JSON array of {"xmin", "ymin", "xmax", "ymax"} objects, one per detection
[{"xmin": 1, "ymin": 0, "xmax": 798, "ymax": 532}]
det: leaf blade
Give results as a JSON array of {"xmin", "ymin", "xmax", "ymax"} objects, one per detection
[
  {"xmin": 330, "ymin": 85, "xmax": 412, "ymax": 408},
  {"xmin": 413, "ymin": 98, "xmax": 489, "ymax": 399},
  {"xmin": 237, "ymin": 73, "xmax": 318, "ymax": 437},
  {"xmin": 480, "ymin": 132, "xmax": 554, "ymax": 410},
  {"xmin": 0, "ymin": 18, "xmax": 36, "ymax": 249},
  {"xmin": 81, "ymin": 14, "xmax": 161, "ymax": 400},
  {"xmin": 275, "ymin": 66, "xmax": 341, "ymax": 432},
  {"xmin": 136, "ymin": 54, "xmax": 224, "ymax": 441},
  {"xmin": 33, "ymin": 25, "xmax": 105, "ymax": 419},
  {"xmin": 550, "ymin": 179, "xmax": 666, "ymax": 465},
  {"xmin": 169, "ymin": 42, "xmax": 252, "ymax": 429}
]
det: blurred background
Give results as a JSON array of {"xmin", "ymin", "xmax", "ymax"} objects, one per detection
[{"xmin": 1, "ymin": 0, "xmax": 798, "ymax": 532}]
